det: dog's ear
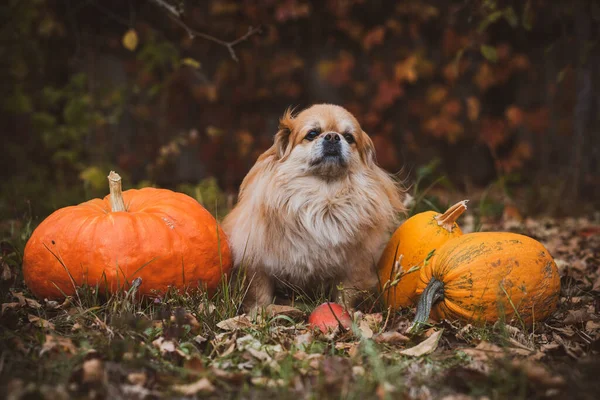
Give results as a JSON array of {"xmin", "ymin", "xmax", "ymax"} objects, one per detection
[
  {"xmin": 274, "ymin": 107, "xmax": 295, "ymax": 160},
  {"xmin": 360, "ymin": 131, "xmax": 377, "ymax": 166}
]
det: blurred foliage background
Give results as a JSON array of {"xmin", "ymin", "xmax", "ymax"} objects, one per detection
[{"xmin": 1, "ymin": 0, "xmax": 599, "ymax": 224}]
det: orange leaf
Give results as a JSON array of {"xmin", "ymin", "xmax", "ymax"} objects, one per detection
[
  {"xmin": 363, "ymin": 26, "xmax": 386, "ymax": 51},
  {"xmin": 466, "ymin": 97, "xmax": 480, "ymax": 122},
  {"xmin": 394, "ymin": 56, "xmax": 418, "ymax": 84}
]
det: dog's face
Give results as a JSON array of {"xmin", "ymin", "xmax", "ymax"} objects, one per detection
[{"xmin": 274, "ymin": 104, "xmax": 375, "ymax": 178}]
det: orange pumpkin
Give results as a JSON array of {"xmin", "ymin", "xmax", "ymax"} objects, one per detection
[
  {"xmin": 377, "ymin": 200, "xmax": 468, "ymax": 309},
  {"xmin": 411, "ymin": 232, "xmax": 560, "ymax": 330},
  {"xmin": 23, "ymin": 172, "xmax": 232, "ymax": 299}
]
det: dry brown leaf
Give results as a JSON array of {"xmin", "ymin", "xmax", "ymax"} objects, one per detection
[
  {"xmin": 460, "ymin": 341, "xmax": 504, "ymax": 362},
  {"xmin": 172, "ymin": 378, "xmax": 215, "ymax": 395},
  {"xmin": 294, "ymin": 331, "xmax": 313, "ymax": 349},
  {"xmin": 152, "ymin": 337, "xmax": 176, "ymax": 355},
  {"xmin": 12, "ymin": 291, "xmax": 41, "ymax": 309},
  {"xmin": 374, "ymin": 331, "xmax": 410, "ymax": 344},
  {"xmin": 127, "ymin": 372, "xmax": 147, "ymax": 386},
  {"xmin": 512, "ymin": 360, "xmax": 566, "ymax": 387},
  {"xmin": 264, "ymin": 304, "xmax": 305, "ymax": 320},
  {"xmin": 40, "ymin": 334, "xmax": 77, "ymax": 356},
  {"xmin": 251, "ymin": 377, "xmax": 285, "ymax": 387},
  {"xmin": 82, "ymin": 359, "xmax": 105, "ymax": 384},
  {"xmin": 564, "ymin": 309, "xmax": 597, "ymax": 325},
  {"xmin": 1, "ymin": 259, "xmax": 13, "ymax": 281},
  {"xmin": 358, "ymin": 319, "xmax": 374, "ymax": 339},
  {"xmin": 216, "ymin": 315, "xmax": 253, "ymax": 331},
  {"xmin": 400, "ymin": 330, "xmax": 443, "ymax": 357},
  {"xmin": 585, "ymin": 320, "xmax": 600, "ymax": 331},
  {"xmin": 28, "ymin": 314, "xmax": 55, "ymax": 330},
  {"xmin": 2, "ymin": 302, "xmax": 20, "ymax": 314}
]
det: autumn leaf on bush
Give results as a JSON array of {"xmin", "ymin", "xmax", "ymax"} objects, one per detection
[
  {"xmin": 181, "ymin": 58, "xmax": 201, "ymax": 69},
  {"xmin": 466, "ymin": 97, "xmax": 480, "ymax": 121},
  {"xmin": 275, "ymin": 0, "xmax": 311, "ymax": 22},
  {"xmin": 497, "ymin": 142, "xmax": 533, "ymax": 173},
  {"xmin": 363, "ymin": 26, "xmax": 386, "ymax": 51},
  {"xmin": 524, "ymin": 107, "xmax": 549, "ymax": 134},
  {"xmin": 442, "ymin": 28, "xmax": 469, "ymax": 58},
  {"xmin": 474, "ymin": 63, "xmax": 496, "ymax": 91},
  {"xmin": 394, "ymin": 55, "xmax": 418, "ymax": 84},
  {"xmin": 317, "ymin": 51, "xmax": 355, "ymax": 87},
  {"xmin": 442, "ymin": 99, "xmax": 462, "ymax": 118},
  {"xmin": 122, "ymin": 29, "xmax": 138, "ymax": 51},
  {"xmin": 505, "ymin": 106, "xmax": 524, "ymax": 128},
  {"xmin": 373, "ymin": 80, "xmax": 403, "ymax": 110},
  {"xmin": 480, "ymin": 118, "xmax": 508, "ymax": 151},
  {"xmin": 423, "ymin": 116, "xmax": 464, "ymax": 143},
  {"xmin": 426, "ymin": 86, "xmax": 448, "ymax": 106}
]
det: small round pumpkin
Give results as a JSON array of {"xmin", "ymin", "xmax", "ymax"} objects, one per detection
[
  {"xmin": 23, "ymin": 172, "xmax": 232, "ymax": 299},
  {"xmin": 308, "ymin": 302, "xmax": 352, "ymax": 333},
  {"xmin": 411, "ymin": 232, "xmax": 560, "ymax": 330},
  {"xmin": 377, "ymin": 200, "xmax": 468, "ymax": 309}
]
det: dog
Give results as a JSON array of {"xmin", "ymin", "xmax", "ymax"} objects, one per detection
[{"xmin": 222, "ymin": 104, "xmax": 404, "ymax": 312}]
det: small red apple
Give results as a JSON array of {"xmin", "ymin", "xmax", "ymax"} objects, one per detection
[{"xmin": 308, "ymin": 302, "xmax": 352, "ymax": 333}]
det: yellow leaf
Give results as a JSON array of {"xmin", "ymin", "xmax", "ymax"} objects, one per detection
[
  {"xmin": 122, "ymin": 29, "xmax": 138, "ymax": 51},
  {"xmin": 182, "ymin": 58, "xmax": 201, "ymax": 69}
]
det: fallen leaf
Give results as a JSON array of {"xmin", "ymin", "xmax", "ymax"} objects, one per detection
[
  {"xmin": 182, "ymin": 312, "xmax": 200, "ymax": 332},
  {"xmin": 12, "ymin": 291, "xmax": 41, "ymax": 309},
  {"xmin": 28, "ymin": 314, "xmax": 55, "ymax": 330},
  {"xmin": 152, "ymin": 337, "xmax": 176, "ymax": 355},
  {"xmin": 2, "ymin": 302, "xmax": 20, "ymax": 314},
  {"xmin": 461, "ymin": 341, "xmax": 504, "ymax": 362},
  {"xmin": 172, "ymin": 378, "xmax": 215, "ymax": 395},
  {"xmin": 1, "ymin": 259, "xmax": 13, "ymax": 280},
  {"xmin": 400, "ymin": 329, "xmax": 443, "ymax": 357},
  {"xmin": 374, "ymin": 331, "xmax": 410, "ymax": 344},
  {"xmin": 217, "ymin": 315, "xmax": 253, "ymax": 331},
  {"xmin": 82, "ymin": 359, "xmax": 105, "ymax": 384},
  {"xmin": 357, "ymin": 319, "xmax": 374, "ymax": 339},
  {"xmin": 251, "ymin": 377, "xmax": 285, "ymax": 387},
  {"xmin": 294, "ymin": 331, "xmax": 313, "ymax": 349},
  {"xmin": 127, "ymin": 372, "xmax": 147, "ymax": 386},
  {"xmin": 193, "ymin": 334, "xmax": 207, "ymax": 345},
  {"xmin": 264, "ymin": 304, "xmax": 305, "ymax": 320},
  {"xmin": 586, "ymin": 320, "xmax": 600, "ymax": 331},
  {"xmin": 564, "ymin": 309, "xmax": 597, "ymax": 325},
  {"xmin": 40, "ymin": 334, "xmax": 77, "ymax": 355},
  {"xmin": 512, "ymin": 360, "xmax": 566, "ymax": 387}
]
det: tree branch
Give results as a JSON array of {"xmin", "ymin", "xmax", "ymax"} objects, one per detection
[
  {"xmin": 150, "ymin": 0, "xmax": 261, "ymax": 62},
  {"xmin": 150, "ymin": 0, "xmax": 181, "ymax": 18}
]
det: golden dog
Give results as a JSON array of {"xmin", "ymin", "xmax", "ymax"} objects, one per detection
[{"xmin": 223, "ymin": 104, "xmax": 404, "ymax": 311}]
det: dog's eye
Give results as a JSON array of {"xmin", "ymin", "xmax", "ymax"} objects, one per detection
[
  {"xmin": 343, "ymin": 133, "xmax": 355, "ymax": 144},
  {"xmin": 305, "ymin": 130, "xmax": 319, "ymax": 141}
]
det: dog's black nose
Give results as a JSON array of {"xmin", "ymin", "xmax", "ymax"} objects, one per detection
[{"xmin": 324, "ymin": 133, "xmax": 341, "ymax": 142}]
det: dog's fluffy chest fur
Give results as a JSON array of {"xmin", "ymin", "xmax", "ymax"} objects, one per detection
[{"xmin": 224, "ymin": 158, "xmax": 395, "ymax": 285}]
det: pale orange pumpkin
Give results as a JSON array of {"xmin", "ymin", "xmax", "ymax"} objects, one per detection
[
  {"xmin": 411, "ymin": 232, "xmax": 560, "ymax": 330},
  {"xmin": 377, "ymin": 200, "xmax": 468, "ymax": 309},
  {"xmin": 23, "ymin": 172, "xmax": 232, "ymax": 299}
]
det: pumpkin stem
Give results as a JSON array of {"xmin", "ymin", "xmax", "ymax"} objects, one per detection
[
  {"xmin": 434, "ymin": 200, "xmax": 468, "ymax": 232},
  {"xmin": 409, "ymin": 277, "xmax": 444, "ymax": 333},
  {"xmin": 108, "ymin": 171, "xmax": 127, "ymax": 212}
]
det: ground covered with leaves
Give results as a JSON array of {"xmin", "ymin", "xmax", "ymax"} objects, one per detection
[{"xmin": 1, "ymin": 213, "xmax": 599, "ymax": 399}]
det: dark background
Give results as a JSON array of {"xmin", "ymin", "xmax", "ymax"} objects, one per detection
[{"xmin": 2, "ymin": 0, "xmax": 599, "ymax": 222}]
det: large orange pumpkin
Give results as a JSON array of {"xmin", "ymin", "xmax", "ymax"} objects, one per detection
[
  {"xmin": 23, "ymin": 172, "xmax": 232, "ymax": 299},
  {"xmin": 411, "ymin": 232, "xmax": 560, "ymax": 330},
  {"xmin": 377, "ymin": 200, "xmax": 467, "ymax": 309}
]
